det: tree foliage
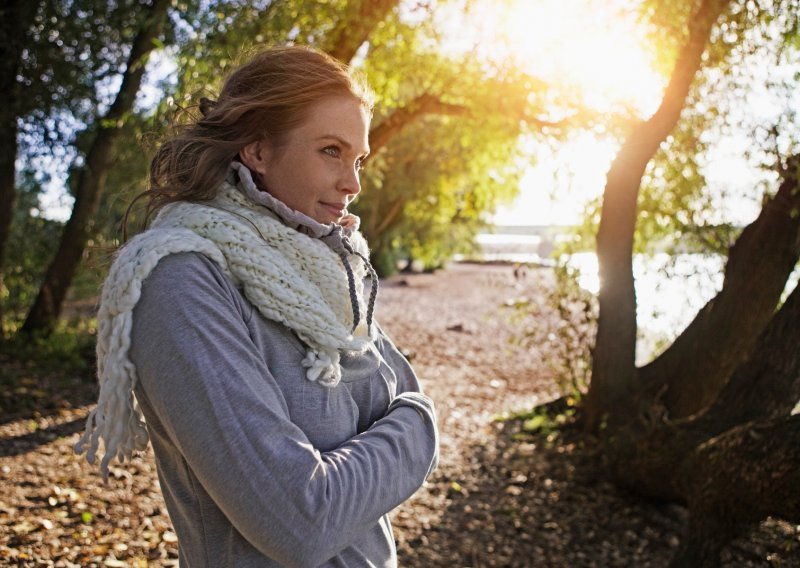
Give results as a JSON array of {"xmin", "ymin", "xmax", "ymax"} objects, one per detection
[
  {"xmin": 1, "ymin": 0, "xmax": 153, "ymax": 335},
  {"xmin": 3, "ymin": 172, "xmax": 62, "ymax": 326},
  {"xmin": 6, "ymin": 0, "xmax": 589, "ymax": 321},
  {"xmin": 17, "ymin": 0, "xmax": 148, "ymax": 152},
  {"xmin": 165, "ymin": 0, "xmax": 568, "ymax": 273},
  {"xmin": 635, "ymin": 0, "xmax": 800, "ymax": 254}
]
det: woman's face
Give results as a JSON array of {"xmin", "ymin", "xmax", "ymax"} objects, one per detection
[{"xmin": 241, "ymin": 96, "xmax": 371, "ymax": 224}]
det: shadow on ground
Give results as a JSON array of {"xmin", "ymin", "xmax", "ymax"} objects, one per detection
[
  {"xmin": 0, "ymin": 354, "xmax": 97, "ymax": 453},
  {"xmin": 396, "ymin": 415, "xmax": 800, "ymax": 568},
  {"xmin": 0, "ymin": 417, "xmax": 87, "ymax": 459}
]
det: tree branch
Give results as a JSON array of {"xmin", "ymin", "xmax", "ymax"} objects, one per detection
[
  {"xmin": 368, "ymin": 93, "xmax": 469, "ymax": 156},
  {"xmin": 372, "ymin": 196, "xmax": 405, "ymax": 237}
]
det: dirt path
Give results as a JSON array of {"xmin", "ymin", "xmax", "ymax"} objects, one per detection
[{"xmin": 1, "ymin": 263, "xmax": 798, "ymax": 567}]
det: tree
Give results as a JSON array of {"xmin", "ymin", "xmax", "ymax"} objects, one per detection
[
  {"xmin": 0, "ymin": 1, "xmax": 39, "ymax": 336},
  {"xmin": 346, "ymin": 7, "xmax": 593, "ymax": 271},
  {"xmin": 353, "ymin": 45, "xmax": 537, "ymax": 270},
  {"xmin": 9, "ymin": 0, "xmax": 591, "ymax": 335},
  {"xmin": 0, "ymin": 0, "xmax": 146, "ymax": 335},
  {"xmin": 570, "ymin": 0, "xmax": 800, "ymax": 564},
  {"xmin": 21, "ymin": 0, "xmax": 171, "ymax": 335},
  {"xmin": 141, "ymin": 0, "xmax": 588, "ymax": 274},
  {"xmin": 584, "ymin": 0, "xmax": 735, "ymax": 428},
  {"xmin": 14, "ymin": 0, "xmax": 526, "ymax": 334}
]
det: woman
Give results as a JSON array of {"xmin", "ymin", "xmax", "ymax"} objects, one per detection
[{"xmin": 76, "ymin": 46, "xmax": 439, "ymax": 567}]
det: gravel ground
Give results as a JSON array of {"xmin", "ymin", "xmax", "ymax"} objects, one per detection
[{"xmin": 1, "ymin": 262, "xmax": 798, "ymax": 567}]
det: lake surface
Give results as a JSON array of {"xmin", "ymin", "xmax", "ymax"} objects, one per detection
[{"xmin": 471, "ymin": 231, "xmax": 799, "ymax": 363}]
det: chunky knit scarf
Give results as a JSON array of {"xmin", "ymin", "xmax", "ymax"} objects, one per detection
[{"xmin": 75, "ymin": 163, "xmax": 378, "ymax": 479}]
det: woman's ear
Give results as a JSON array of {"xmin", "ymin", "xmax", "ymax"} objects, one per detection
[{"xmin": 239, "ymin": 140, "xmax": 270, "ymax": 177}]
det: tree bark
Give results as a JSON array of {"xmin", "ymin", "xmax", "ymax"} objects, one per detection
[
  {"xmin": 672, "ymin": 414, "xmax": 800, "ymax": 567},
  {"xmin": 21, "ymin": 0, "xmax": 169, "ymax": 336},
  {"xmin": 604, "ymin": 281, "xmax": 800, "ymax": 564},
  {"xmin": 582, "ymin": 0, "xmax": 732, "ymax": 430},
  {"xmin": 0, "ymin": 0, "xmax": 40, "ymax": 336},
  {"xmin": 326, "ymin": 0, "xmax": 400, "ymax": 64},
  {"xmin": 640, "ymin": 156, "xmax": 800, "ymax": 418},
  {"xmin": 689, "ymin": 280, "xmax": 800, "ymax": 433},
  {"xmin": 607, "ymin": 280, "xmax": 800, "ymax": 499}
]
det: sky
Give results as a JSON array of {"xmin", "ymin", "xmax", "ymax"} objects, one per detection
[{"xmin": 492, "ymin": 130, "xmax": 770, "ymax": 227}]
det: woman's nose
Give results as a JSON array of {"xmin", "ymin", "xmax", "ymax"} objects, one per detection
[{"xmin": 339, "ymin": 165, "xmax": 361, "ymax": 196}]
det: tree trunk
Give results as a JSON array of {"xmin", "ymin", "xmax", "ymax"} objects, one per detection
[
  {"xmin": 0, "ymin": 111, "xmax": 18, "ymax": 339},
  {"xmin": 640, "ymin": 156, "xmax": 800, "ymax": 418},
  {"xmin": 604, "ymin": 281, "xmax": 800, "ymax": 563},
  {"xmin": 21, "ymin": 0, "xmax": 170, "ymax": 336},
  {"xmin": 583, "ymin": 0, "xmax": 733, "ymax": 430},
  {"xmin": 0, "ymin": 0, "xmax": 40, "ymax": 336},
  {"xmin": 672, "ymin": 414, "xmax": 800, "ymax": 567},
  {"xmin": 607, "ymin": 278, "xmax": 800, "ymax": 497},
  {"xmin": 687, "ymin": 279, "xmax": 800, "ymax": 434},
  {"xmin": 326, "ymin": 0, "xmax": 400, "ymax": 64}
]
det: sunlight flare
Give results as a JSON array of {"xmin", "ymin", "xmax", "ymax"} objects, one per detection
[
  {"xmin": 438, "ymin": 0, "xmax": 668, "ymax": 226},
  {"xmin": 456, "ymin": 0, "xmax": 666, "ymax": 117}
]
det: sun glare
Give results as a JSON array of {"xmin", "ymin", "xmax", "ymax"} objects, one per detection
[
  {"xmin": 436, "ymin": 0, "xmax": 668, "ymax": 226},
  {"xmin": 445, "ymin": 0, "xmax": 666, "ymax": 118}
]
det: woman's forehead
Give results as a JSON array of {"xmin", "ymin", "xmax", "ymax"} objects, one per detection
[{"xmin": 294, "ymin": 96, "xmax": 370, "ymax": 153}]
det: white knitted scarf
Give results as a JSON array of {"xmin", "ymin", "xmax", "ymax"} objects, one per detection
[{"xmin": 75, "ymin": 163, "xmax": 377, "ymax": 479}]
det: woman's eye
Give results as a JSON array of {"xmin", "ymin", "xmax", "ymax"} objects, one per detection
[
  {"xmin": 322, "ymin": 146, "xmax": 340, "ymax": 158},
  {"xmin": 355, "ymin": 158, "xmax": 364, "ymax": 171}
]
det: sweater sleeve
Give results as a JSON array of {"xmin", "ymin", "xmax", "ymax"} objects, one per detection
[
  {"xmin": 374, "ymin": 323, "xmax": 425, "ymax": 395},
  {"xmin": 130, "ymin": 252, "xmax": 438, "ymax": 568}
]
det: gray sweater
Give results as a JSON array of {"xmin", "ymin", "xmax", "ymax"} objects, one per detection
[{"xmin": 129, "ymin": 252, "xmax": 438, "ymax": 568}]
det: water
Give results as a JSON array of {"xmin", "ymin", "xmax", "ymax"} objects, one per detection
[
  {"xmin": 472, "ymin": 232, "xmax": 799, "ymax": 363},
  {"xmin": 566, "ymin": 252, "xmax": 725, "ymax": 363}
]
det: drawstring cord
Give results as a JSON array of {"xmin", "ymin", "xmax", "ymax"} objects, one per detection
[
  {"xmin": 341, "ymin": 236, "xmax": 379, "ymax": 332},
  {"xmin": 321, "ymin": 226, "xmax": 379, "ymax": 334}
]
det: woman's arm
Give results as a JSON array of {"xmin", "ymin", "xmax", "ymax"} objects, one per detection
[
  {"xmin": 131, "ymin": 253, "xmax": 438, "ymax": 567},
  {"xmin": 374, "ymin": 323, "xmax": 426, "ymax": 395}
]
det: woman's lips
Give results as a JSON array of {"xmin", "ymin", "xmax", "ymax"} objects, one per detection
[{"xmin": 320, "ymin": 202, "xmax": 346, "ymax": 217}]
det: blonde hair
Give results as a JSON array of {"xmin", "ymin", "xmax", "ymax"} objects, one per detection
[{"xmin": 128, "ymin": 46, "xmax": 372, "ymax": 234}]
